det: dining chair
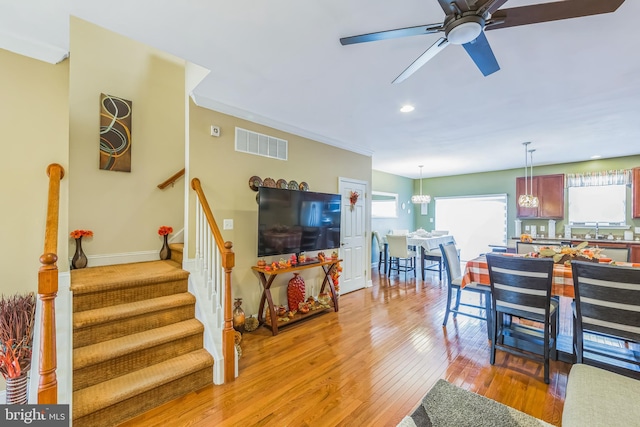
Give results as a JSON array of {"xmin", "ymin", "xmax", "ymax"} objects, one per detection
[
  {"xmin": 422, "ymin": 248, "xmax": 444, "ymax": 281},
  {"xmin": 486, "ymin": 254, "xmax": 558, "ymax": 384},
  {"xmin": 587, "ymin": 246, "xmax": 630, "ymax": 262},
  {"xmin": 441, "ymin": 242, "xmax": 492, "ymax": 338},
  {"xmin": 372, "ymin": 231, "xmax": 387, "ymax": 274},
  {"xmin": 386, "ymin": 234, "xmax": 416, "ymax": 281},
  {"xmin": 571, "ymin": 261, "xmax": 640, "ymax": 379}
]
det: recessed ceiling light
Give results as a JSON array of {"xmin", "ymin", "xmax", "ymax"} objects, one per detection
[
  {"xmin": 400, "ymin": 105, "xmax": 414, "ymax": 113},
  {"xmin": 590, "ymin": 155, "xmax": 602, "ymax": 159}
]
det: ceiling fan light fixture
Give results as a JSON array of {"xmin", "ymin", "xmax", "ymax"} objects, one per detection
[
  {"xmin": 400, "ymin": 105, "xmax": 415, "ymax": 113},
  {"xmin": 446, "ymin": 16, "xmax": 484, "ymax": 45}
]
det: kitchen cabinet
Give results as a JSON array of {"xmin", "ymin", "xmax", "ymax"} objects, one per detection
[
  {"xmin": 516, "ymin": 174, "xmax": 565, "ymax": 219},
  {"xmin": 630, "ymin": 245, "xmax": 640, "ymax": 263},
  {"xmin": 633, "ymin": 167, "xmax": 640, "ymax": 218}
]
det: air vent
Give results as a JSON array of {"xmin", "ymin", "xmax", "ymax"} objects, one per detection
[{"xmin": 235, "ymin": 127, "xmax": 288, "ymax": 160}]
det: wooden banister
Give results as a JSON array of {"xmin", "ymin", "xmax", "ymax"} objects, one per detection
[
  {"xmin": 38, "ymin": 163, "xmax": 64, "ymax": 404},
  {"xmin": 191, "ymin": 178, "xmax": 236, "ymax": 383},
  {"xmin": 158, "ymin": 168, "xmax": 185, "ymax": 189}
]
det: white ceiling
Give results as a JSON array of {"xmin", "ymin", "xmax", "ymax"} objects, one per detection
[{"xmin": 2, "ymin": 0, "xmax": 639, "ymax": 178}]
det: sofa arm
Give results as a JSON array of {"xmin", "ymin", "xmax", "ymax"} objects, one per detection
[{"xmin": 563, "ymin": 364, "xmax": 640, "ymax": 427}]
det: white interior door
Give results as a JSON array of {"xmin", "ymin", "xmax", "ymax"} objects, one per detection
[{"xmin": 339, "ymin": 178, "xmax": 367, "ymax": 294}]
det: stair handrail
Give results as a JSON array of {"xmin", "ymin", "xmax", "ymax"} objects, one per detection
[
  {"xmin": 190, "ymin": 178, "xmax": 236, "ymax": 383},
  {"xmin": 158, "ymin": 168, "xmax": 185, "ymax": 189},
  {"xmin": 38, "ymin": 163, "xmax": 64, "ymax": 404}
]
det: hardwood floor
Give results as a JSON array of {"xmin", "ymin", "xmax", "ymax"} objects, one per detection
[{"xmin": 121, "ymin": 267, "xmax": 572, "ymax": 426}]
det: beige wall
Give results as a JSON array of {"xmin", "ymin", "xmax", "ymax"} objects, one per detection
[
  {"xmin": 0, "ymin": 48, "xmax": 69, "ymax": 295},
  {"xmin": 188, "ymin": 103, "xmax": 372, "ymax": 314},
  {"xmin": 68, "ymin": 18, "xmax": 186, "ymax": 259}
]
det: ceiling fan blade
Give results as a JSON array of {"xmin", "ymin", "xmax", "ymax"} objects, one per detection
[
  {"xmin": 392, "ymin": 37, "xmax": 449, "ymax": 84},
  {"xmin": 436, "ymin": 0, "xmax": 472, "ymax": 14},
  {"xmin": 340, "ymin": 23, "xmax": 443, "ymax": 45},
  {"xmin": 477, "ymin": 0, "xmax": 509, "ymax": 15},
  {"xmin": 462, "ymin": 32, "xmax": 500, "ymax": 76},
  {"xmin": 486, "ymin": 0, "xmax": 625, "ymax": 31}
]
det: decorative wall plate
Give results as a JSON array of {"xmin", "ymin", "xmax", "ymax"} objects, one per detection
[
  {"xmin": 288, "ymin": 180, "xmax": 299, "ymax": 190},
  {"xmin": 249, "ymin": 176, "xmax": 262, "ymax": 191},
  {"xmin": 263, "ymin": 177, "xmax": 276, "ymax": 188},
  {"xmin": 276, "ymin": 179, "xmax": 288, "ymax": 189},
  {"xmin": 299, "ymin": 181, "xmax": 309, "ymax": 191}
]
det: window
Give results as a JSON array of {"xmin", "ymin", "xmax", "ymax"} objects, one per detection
[
  {"xmin": 568, "ymin": 185, "xmax": 626, "ymax": 225},
  {"xmin": 566, "ymin": 170, "xmax": 631, "ymax": 226},
  {"xmin": 372, "ymin": 191, "xmax": 398, "ymax": 218},
  {"xmin": 435, "ymin": 194, "xmax": 508, "ymax": 261}
]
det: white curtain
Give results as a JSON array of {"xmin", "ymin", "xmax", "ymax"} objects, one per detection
[{"xmin": 566, "ymin": 169, "xmax": 631, "ymax": 187}]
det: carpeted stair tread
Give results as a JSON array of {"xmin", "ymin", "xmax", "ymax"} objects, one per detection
[
  {"xmin": 70, "ymin": 260, "xmax": 188, "ymax": 295},
  {"xmin": 74, "ymin": 319, "xmax": 204, "ymax": 370},
  {"xmin": 73, "ymin": 349, "xmax": 214, "ymax": 420},
  {"xmin": 73, "ymin": 293, "xmax": 195, "ymax": 329}
]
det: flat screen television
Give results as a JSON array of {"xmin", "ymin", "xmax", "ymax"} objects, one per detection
[{"xmin": 257, "ymin": 187, "xmax": 341, "ymax": 257}]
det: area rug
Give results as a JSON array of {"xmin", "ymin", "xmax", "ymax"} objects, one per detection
[{"xmin": 397, "ymin": 379, "xmax": 554, "ymax": 427}]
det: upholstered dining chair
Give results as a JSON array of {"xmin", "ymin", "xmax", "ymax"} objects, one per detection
[
  {"xmin": 372, "ymin": 231, "xmax": 387, "ymax": 274},
  {"xmin": 386, "ymin": 234, "xmax": 416, "ymax": 281},
  {"xmin": 571, "ymin": 261, "xmax": 640, "ymax": 379},
  {"xmin": 486, "ymin": 254, "xmax": 558, "ymax": 384},
  {"xmin": 440, "ymin": 242, "xmax": 492, "ymax": 338}
]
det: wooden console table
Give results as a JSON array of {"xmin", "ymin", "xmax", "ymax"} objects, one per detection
[{"xmin": 252, "ymin": 258, "xmax": 341, "ymax": 335}]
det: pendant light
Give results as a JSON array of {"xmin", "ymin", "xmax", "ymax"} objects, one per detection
[
  {"xmin": 518, "ymin": 142, "xmax": 539, "ymax": 208},
  {"xmin": 528, "ymin": 148, "xmax": 539, "ymax": 207},
  {"xmin": 411, "ymin": 165, "xmax": 431, "ymax": 204}
]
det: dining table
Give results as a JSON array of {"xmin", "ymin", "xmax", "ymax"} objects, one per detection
[
  {"xmin": 462, "ymin": 254, "xmax": 577, "ymax": 298},
  {"xmin": 381, "ymin": 233, "xmax": 455, "ymax": 279},
  {"xmin": 461, "ymin": 254, "xmax": 639, "ymax": 298},
  {"xmin": 461, "ymin": 253, "xmax": 639, "ymax": 361},
  {"xmin": 407, "ymin": 234, "xmax": 456, "ymax": 280}
]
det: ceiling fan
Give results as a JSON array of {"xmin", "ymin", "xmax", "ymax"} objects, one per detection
[{"xmin": 340, "ymin": 0, "xmax": 625, "ymax": 83}]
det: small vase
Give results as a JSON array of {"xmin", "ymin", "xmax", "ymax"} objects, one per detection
[
  {"xmin": 72, "ymin": 237, "xmax": 88, "ymax": 269},
  {"xmin": 6, "ymin": 373, "xmax": 28, "ymax": 404},
  {"xmin": 287, "ymin": 273, "xmax": 306, "ymax": 312},
  {"xmin": 233, "ymin": 298, "xmax": 246, "ymax": 333},
  {"xmin": 159, "ymin": 234, "xmax": 171, "ymax": 260}
]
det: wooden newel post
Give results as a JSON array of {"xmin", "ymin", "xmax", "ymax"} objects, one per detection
[
  {"xmin": 38, "ymin": 254, "xmax": 58, "ymax": 404},
  {"xmin": 222, "ymin": 241, "xmax": 236, "ymax": 383},
  {"xmin": 38, "ymin": 163, "xmax": 64, "ymax": 404}
]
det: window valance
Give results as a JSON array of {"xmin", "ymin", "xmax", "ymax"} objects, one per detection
[{"xmin": 566, "ymin": 169, "xmax": 631, "ymax": 187}]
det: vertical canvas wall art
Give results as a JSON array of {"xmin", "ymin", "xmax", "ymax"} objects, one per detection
[{"xmin": 100, "ymin": 93, "xmax": 132, "ymax": 172}]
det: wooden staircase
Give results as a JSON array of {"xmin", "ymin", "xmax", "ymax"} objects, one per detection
[{"xmin": 70, "ymin": 245, "xmax": 213, "ymax": 427}]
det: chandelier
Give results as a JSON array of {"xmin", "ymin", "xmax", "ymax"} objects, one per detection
[
  {"xmin": 411, "ymin": 165, "xmax": 431, "ymax": 204},
  {"xmin": 518, "ymin": 142, "xmax": 539, "ymax": 208}
]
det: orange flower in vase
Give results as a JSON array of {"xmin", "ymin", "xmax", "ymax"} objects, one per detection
[
  {"xmin": 70, "ymin": 229, "xmax": 93, "ymax": 269},
  {"xmin": 158, "ymin": 226, "xmax": 173, "ymax": 260}
]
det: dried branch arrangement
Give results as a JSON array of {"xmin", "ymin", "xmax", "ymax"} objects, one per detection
[{"xmin": 0, "ymin": 292, "xmax": 36, "ymax": 379}]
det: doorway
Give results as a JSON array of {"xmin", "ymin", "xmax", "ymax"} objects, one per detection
[{"xmin": 338, "ymin": 178, "xmax": 368, "ymax": 293}]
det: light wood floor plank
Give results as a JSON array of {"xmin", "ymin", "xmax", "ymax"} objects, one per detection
[{"xmin": 121, "ymin": 268, "xmax": 572, "ymax": 426}]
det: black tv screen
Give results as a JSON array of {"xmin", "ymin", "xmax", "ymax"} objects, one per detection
[{"xmin": 257, "ymin": 187, "xmax": 341, "ymax": 257}]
